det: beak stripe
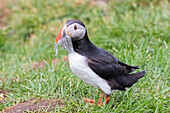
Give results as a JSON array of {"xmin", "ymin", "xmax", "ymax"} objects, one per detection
[
  {"xmin": 56, "ymin": 28, "xmax": 63, "ymax": 43},
  {"xmin": 65, "ymin": 25, "xmax": 71, "ymax": 37},
  {"xmin": 65, "ymin": 25, "xmax": 68, "ymax": 35}
]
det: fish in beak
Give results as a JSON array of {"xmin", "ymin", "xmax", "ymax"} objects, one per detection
[{"xmin": 54, "ymin": 25, "xmax": 74, "ymax": 56}]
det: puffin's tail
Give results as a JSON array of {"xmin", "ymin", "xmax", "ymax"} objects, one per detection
[{"xmin": 115, "ymin": 70, "xmax": 146, "ymax": 90}]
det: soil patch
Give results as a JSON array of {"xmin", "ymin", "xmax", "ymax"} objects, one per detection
[
  {"xmin": 0, "ymin": 90, "xmax": 7, "ymax": 105},
  {"xmin": 0, "ymin": 0, "xmax": 12, "ymax": 27},
  {"xmin": 3, "ymin": 98, "xmax": 65, "ymax": 113}
]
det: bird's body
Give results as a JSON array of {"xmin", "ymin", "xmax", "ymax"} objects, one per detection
[
  {"xmin": 55, "ymin": 19, "xmax": 146, "ymax": 105},
  {"xmin": 69, "ymin": 52, "xmax": 112, "ymax": 95}
]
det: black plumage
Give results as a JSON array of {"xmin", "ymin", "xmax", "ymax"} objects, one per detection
[{"xmin": 72, "ymin": 30, "xmax": 146, "ymax": 91}]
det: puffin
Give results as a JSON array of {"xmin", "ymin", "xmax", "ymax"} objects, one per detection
[{"xmin": 55, "ymin": 19, "xmax": 146, "ymax": 105}]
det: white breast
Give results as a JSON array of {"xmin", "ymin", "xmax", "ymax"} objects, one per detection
[{"xmin": 68, "ymin": 52, "xmax": 112, "ymax": 95}]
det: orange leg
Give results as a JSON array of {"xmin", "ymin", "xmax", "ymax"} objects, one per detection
[
  {"xmin": 105, "ymin": 96, "xmax": 110, "ymax": 104},
  {"xmin": 97, "ymin": 93, "xmax": 111, "ymax": 106},
  {"xmin": 98, "ymin": 92, "xmax": 104, "ymax": 103},
  {"xmin": 97, "ymin": 92, "xmax": 104, "ymax": 106}
]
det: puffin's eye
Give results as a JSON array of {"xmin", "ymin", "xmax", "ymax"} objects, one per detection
[{"xmin": 74, "ymin": 25, "xmax": 77, "ymax": 30}]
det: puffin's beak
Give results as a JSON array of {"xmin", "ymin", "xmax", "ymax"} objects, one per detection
[
  {"xmin": 56, "ymin": 28, "xmax": 63, "ymax": 43},
  {"xmin": 56, "ymin": 25, "xmax": 71, "ymax": 43},
  {"xmin": 54, "ymin": 25, "xmax": 73, "ymax": 54}
]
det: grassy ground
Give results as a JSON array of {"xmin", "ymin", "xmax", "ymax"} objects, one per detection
[{"xmin": 0, "ymin": 0, "xmax": 169, "ymax": 112}]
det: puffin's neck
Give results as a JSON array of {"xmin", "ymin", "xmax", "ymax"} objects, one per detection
[{"xmin": 72, "ymin": 32, "xmax": 96, "ymax": 55}]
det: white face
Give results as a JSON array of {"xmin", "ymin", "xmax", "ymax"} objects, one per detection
[{"xmin": 66, "ymin": 23, "xmax": 86, "ymax": 41}]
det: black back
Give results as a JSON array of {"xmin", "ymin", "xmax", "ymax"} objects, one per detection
[{"xmin": 72, "ymin": 32, "xmax": 139, "ymax": 80}]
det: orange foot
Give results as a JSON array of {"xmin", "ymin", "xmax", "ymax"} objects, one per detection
[
  {"xmin": 84, "ymin": 97, "xmax": 94, "ymax": 105},
  {"xmin": 84, "ymin": 92, "xmax": 110, "ymax": 106}
]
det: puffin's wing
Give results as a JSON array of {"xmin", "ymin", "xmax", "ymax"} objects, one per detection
[
  {"xmin": 87, "ymin": 58, "xmax": 126, "ymax": 79},
  {"xmin": 86, "ymin": 48, "xmax": 128, "ymax": 79},
  {"xmin": 87, "ymin": 48, "xmax": 139, "ymax": 79}
]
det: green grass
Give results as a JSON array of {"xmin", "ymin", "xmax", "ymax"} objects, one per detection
[{"xmin": 0, "ymin": 0, "xmax": 169, "ymax": 112}]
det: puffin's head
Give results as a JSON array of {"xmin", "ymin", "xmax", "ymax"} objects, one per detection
[{"xmin": 56, "ymin": 19, "xmax": 86, "ymax": 43}]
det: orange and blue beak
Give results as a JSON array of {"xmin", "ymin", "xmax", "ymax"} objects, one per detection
[
  {"xmin": 56, "ymin": 28, "xmax": 63, "ymax": 43},
  {"xmin": 54, "ymin": 27, "xmax": 64, "ymax": 55},
  {"xmin": 54, "ymin": 25, "xmax": 72, "ymax": 55},
  {"xmin": 56, "ymin": 25, "xmax": 71, "ymax": 43}
]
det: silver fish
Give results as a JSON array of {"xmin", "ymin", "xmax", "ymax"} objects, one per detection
[{"xmin": 54, "ymin": 35, "xmax": 74, "ymax": 56}]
